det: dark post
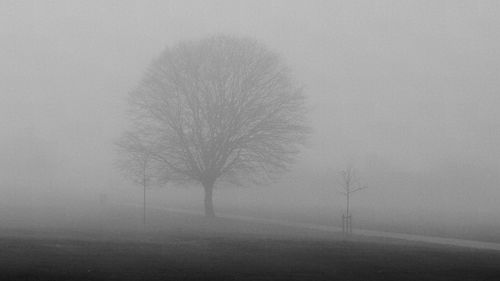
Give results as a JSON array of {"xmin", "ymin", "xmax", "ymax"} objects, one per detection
[
  {"xmin": 342, "ymin": 214, "xmax": 352, "ymax": 235},
  {"xmin": 143, "ymin": 170, "xmax": 146, "ymax": 225}
]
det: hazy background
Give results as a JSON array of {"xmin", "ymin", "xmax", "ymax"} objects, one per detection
[{"xmin": 1, "ymin": 1, "xmax": 499, "ymax": 231}]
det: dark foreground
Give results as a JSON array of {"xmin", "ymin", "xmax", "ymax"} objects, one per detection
[{"xmin": 2, "ymin": 228, "xmax": 500, "ymax": 280}]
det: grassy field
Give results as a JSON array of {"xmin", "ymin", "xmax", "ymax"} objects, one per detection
[
  {"xmin": 1, "ymin": 206, "xmax": 500, "ymax": 281},
  {"xmin": 191, "ymin": 204, "xmax": 500, "ymax": 244}
]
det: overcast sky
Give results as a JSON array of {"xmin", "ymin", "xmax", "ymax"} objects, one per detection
[{"xmin": 1, "ymin": 0, "xmax": 499, "ymax": 219}]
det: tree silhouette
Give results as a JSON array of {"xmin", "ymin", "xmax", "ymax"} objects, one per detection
[
  {"xmin": 118, "ymin": 35, "xmax": 309, "ymax": 217},
  {"xmin": 115, "ymin": 132, "xmax": 155, "ymax": 224},
  {"xmin": 338, "ymin": 167, "xmax": 367, "ymax": 233}
]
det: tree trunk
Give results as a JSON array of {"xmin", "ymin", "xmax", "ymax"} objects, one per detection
[{"xmin": 203, "ymin": 182, "xmax": 215, "ymax": 217}]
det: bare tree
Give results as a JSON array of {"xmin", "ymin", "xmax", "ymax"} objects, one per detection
[
  {"xmin": 338, "ymin": 167, "xmax": 367, "ymax": 233},
  {"xmin": 119, "ymin": 35, "xmax": 309, "ymax": 217},
  {"xmin": 115, "ymin": 132, "xmax": 155, "ymax": 224}
]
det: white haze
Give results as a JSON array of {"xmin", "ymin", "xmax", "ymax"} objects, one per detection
[{"xmin": 1, "ymin": 1, "xmax": 499, "ymax": 228}]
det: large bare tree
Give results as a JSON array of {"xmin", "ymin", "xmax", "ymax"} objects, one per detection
[{"xmin": 119, "ymin": 35, "xmax": 309, "ymax": 217}]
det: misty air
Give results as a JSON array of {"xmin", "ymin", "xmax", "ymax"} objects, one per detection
[{"xmin": 1, "ymin": 1, "xmax": 499, "ymax": 280}]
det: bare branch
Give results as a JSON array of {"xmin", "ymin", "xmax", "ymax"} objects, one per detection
[{"xmin": 116, "ymin": 36, "xmax": 310, "ymax": 216}]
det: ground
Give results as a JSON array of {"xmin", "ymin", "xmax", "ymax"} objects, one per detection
[{"xmin": 1, "ymin": 208, "xmax": 499, "ymax": 281}]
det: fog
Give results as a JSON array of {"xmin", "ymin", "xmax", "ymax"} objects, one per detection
[{"xmin": 1, "ymin": 0, "xmax": 499, "ymax": 237}]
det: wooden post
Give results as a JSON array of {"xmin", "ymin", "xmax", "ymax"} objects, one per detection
[
  {"xmin": 342, "ymin": 214, "xmax": 353, "ymax": 235},
  {"xmin": 342, "ymin": 214, "xmax": 345, "ymax": 233}
]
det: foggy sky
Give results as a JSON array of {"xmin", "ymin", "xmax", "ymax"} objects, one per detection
[{"xmin": 1, "ymin": 1, "xmax": 499, "ymax": 219}]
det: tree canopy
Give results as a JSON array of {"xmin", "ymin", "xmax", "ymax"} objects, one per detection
[{"xmin": 118, "ymin": 35, "xmax": 309, "ymax": 216}]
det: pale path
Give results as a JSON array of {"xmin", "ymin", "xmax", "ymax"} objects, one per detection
[
  {"xmin": 354, "ymin": 228, "xmax": 500, "ymax": 251},
  {"xmin": 127, "ymin": 203, "xmax": 500, "ymax": 251}
]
